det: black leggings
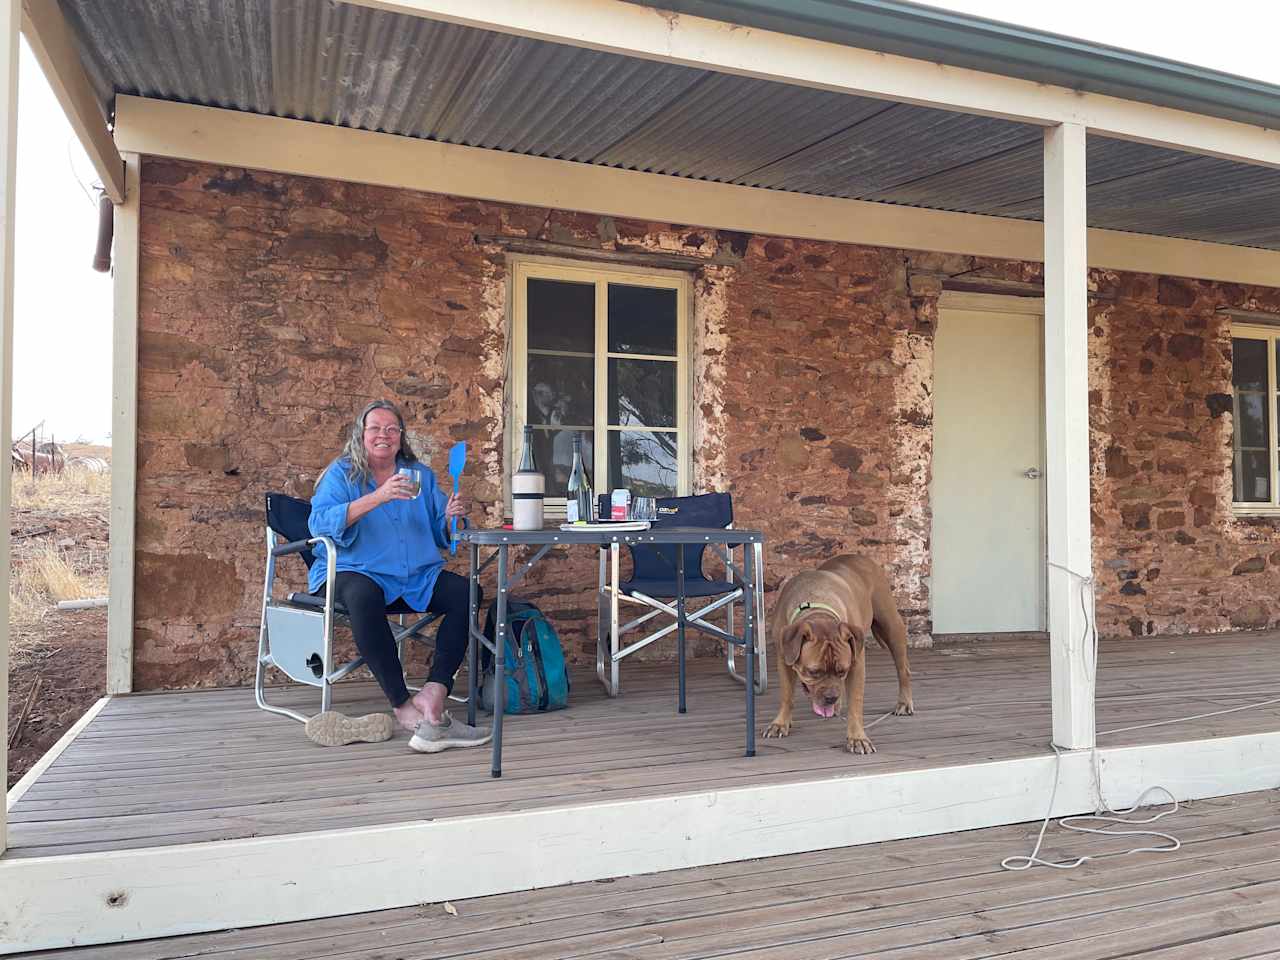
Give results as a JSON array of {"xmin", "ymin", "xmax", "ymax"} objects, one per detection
[{"xmin": 317, "ymin": 570, "xmax": 479, "ymax": 708}]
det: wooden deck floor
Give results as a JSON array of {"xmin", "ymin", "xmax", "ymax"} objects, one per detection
[
  {"xmin": 28, "ymin": 787, "xmax": 1280, "ymax": 959},
  {"xmin": 5, "ymin": 633, "xmax": 1280, "ymax": 860}
]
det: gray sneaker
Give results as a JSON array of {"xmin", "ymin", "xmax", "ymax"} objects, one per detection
[
  {"xmin": 408, "ymin": 711, "xmax": 492, "ymax": 753},
  {"xmin": 304, "ymin": 711, "xmax": 394, "ymax": 747}
]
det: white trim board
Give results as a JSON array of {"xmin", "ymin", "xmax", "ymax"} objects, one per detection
[
  {"xmin": 1, "ymin": 730, "xmax": 1278, "ymax": 952},
  {"xmin": 347, "ymin": 0, "xmax": 1280, "ymax": 169},
  {"xmin": 0, "ymin": 0, "xmax": 17, "ymax": 858},
  {"xmin": 938, "ymin": 291, "xmax": 1045, "ymax": 314},
  {"xmin": 5, "ymin": 697, "xmax": 109, "ymax": 810},
  {"xmin": 106, "ymin": 155, "xmax": 139, "ymax": 695},
  {"xmin": 113, "ymin": 97, "xmax": 1280, "ymax": 289}
]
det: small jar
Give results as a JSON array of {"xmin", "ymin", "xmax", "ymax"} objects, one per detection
[{"xmin": 610, "ymin": 488, "xmax": 631, "ymax": 521}]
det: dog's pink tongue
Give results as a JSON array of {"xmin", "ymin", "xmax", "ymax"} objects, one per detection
[{"xmin": 813, "ymin": 702, "xmax": 837, "ymax": 719}]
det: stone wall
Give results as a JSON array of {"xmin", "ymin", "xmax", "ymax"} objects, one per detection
[
  {"xmin": 134, "ymin": 157, "xmax": 1280, "ymax": 690},
  {"xmin": 134, "ymin": 158, "xmax": 938, "ymax": 689},
  {"xmin": 1089, "ymin": 272, "xmax": 1280, "ymax": 636}
]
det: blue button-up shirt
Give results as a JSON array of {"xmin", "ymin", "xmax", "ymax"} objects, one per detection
[{"xmin": 307, "ymin": 456, "xmax": 453, "ymax": 610}]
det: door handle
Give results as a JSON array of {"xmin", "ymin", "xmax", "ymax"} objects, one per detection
[{"xmin": 1023, "ymin": 467, "xmax": 1043, "ymax": 480}]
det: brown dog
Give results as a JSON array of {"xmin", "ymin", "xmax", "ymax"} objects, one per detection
[{"xmin": 763, "ymin": 554, "xmax": 914, "ymax": 754}]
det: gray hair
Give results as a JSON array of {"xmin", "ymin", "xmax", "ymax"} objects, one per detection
[{"xmin": 327, "ymin": 399, "xmax": 419, "ymax": 488}]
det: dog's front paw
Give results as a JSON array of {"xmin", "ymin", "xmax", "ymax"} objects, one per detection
[
  {"xmin": 845, "ymin": 736, "xmax": 876, "ymax": 755},
  {"xmin": 763, "ymin": 719, "xmax": 792, "ymax": 738},
  {"xmin": 893, "ymin": 699, "xmax": 914, "ymax": 716}
]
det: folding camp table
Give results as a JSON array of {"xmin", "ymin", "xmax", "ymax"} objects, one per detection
[{"xmin": 461, "ymin": 527, "xmax": 765, "ymax": 778}]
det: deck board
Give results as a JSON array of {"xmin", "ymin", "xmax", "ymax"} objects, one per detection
[
  {"xmin": 5, "ymin": 633, "xmax": 1280, "ymax": 859},
  {"xmin": 27, "ymin": 789, "xmax": 1280, "ymax": 959}
]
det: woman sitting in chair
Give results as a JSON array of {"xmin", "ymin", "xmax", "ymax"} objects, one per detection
[{"xmin": 306, "ymin": 399, "xmax": 490, "ymax": 753}]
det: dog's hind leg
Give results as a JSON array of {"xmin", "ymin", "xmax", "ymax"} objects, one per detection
[{"xmin": 873, "ymin": 613, "xmax": 914, "ymax": 716}]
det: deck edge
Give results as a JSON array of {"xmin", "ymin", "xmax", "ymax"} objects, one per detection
[
  {"xmin": 0, "ymin": 729, "xmax": 1277, "ymax": 952},
  {"xmin": 5, "ymin": 696, "xmax": 111, "ymax": 812}
]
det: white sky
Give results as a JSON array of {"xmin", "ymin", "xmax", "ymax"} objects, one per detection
[
  {"xmin": 11, "ymin": 2, "xmax": 1280, "ymax": 446},
  {"xmin": 15, "ymin": 39, "xmax": 112, "ymax": 444}
]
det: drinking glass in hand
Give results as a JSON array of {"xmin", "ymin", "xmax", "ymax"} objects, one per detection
[{"xmin": 397, "ymin": 466, "xmax": 421, "ymax": 498}]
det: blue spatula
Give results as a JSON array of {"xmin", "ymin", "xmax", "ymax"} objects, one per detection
[{"xmin": 447, "ymin": 441, "xmax": 466, "ymax": 554}]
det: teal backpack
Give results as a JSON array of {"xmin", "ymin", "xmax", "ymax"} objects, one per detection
[{"xmin": 479, "ymin": 599, "xmax": 570, "ymax": 713}]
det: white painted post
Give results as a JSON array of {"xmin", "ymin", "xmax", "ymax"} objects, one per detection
[
  {"xmin": 0, "ymin": 0, "xmax": 19, "ymax": 853},
  {"xmin": 1043, "ymin": 122, "xmax": 1095, "ymax": 750},
  {"xmin": 107, "ymin": 154, "xmax": 139, "ymax": 695}
]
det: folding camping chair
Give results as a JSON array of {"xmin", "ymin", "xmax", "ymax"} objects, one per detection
[
  {"xmin": 256, "ymin": 492, "xmax": 441, "ymax": 722},
  {"xmin": 596, "ymin": 492, "xmax": 767, "ymax": 697}
]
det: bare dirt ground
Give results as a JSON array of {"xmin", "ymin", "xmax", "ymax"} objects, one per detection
[{"xmin": 7, "ymin": 446, "xmax": 110, "ymax": 789}]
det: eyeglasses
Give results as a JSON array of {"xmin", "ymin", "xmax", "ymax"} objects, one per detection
[{"xmin": 364, "ymin": 425, "xmax": 402, "ymax": 437}]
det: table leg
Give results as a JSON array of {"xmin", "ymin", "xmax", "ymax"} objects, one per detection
[
  {"xmin": 609, "ymin": 542, "xmax": 621, "ymax": 696},
  {"xmin": 754, "ymin": 540, "xmax": 768, "ymax": 694},
  {"xmin": 596, "ymin": 546, "xmax": 607, "ymax": 692},
  {"xmin": 467, "ymin": 542, "xmax": 479, "ymax": 728},
  {"xmin": 676, "ymin": 544, "xmax": 687, "ymax": 714},
  {"xmin": 744, "ymin": 542, "xmax": 756, "ymax": 758},
  {"xmin": 491, "ymin": 544, "xmax": 508, "ymax": 778}
]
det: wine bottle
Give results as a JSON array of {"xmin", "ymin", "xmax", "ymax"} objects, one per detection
[
  {"xmin": 518, "ymin": 424, "xmax": 538, "ymax": 473},
  {"xmin": 512, "ymin": 425, "xmax": 544, "ymax": 531},
  {"xmin": 565, "ymin": 432, "xmax": 593, "ymax": 524}
]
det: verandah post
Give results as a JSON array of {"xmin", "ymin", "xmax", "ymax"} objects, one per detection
[
  {"xmin": 1044, "ymin": 121, "xmax": 1096, "ymax": 751},
  {"xmin": 107, "ymin": 154, "xmax": 139, "ymax": 695},
  {"xmin": 0, "ymin": 0, "xmax": 19, "ymax": 853}
]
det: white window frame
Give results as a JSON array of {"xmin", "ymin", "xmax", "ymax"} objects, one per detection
[
  {"xmin": 508, "ymin": 256, "xmax": 692, "ymax": 518},
  {"xmin": 1231, "ymin": 322, "xmax": 1280, "ymax": 516}
]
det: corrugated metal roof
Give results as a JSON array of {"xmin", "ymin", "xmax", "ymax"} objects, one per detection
[
  {"xmin": 595, "ymin": 74, "xmax": 889, "ymax": 181},
  {"xmin": 59, "ymin": 0, "xmax": 1280, "ymax": 251},
  {"xmin": 746, "ymin": 106, "xmax": 1037, "ymax": 198}
]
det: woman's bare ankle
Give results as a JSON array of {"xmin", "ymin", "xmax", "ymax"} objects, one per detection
[{"xmin": 393, "ymin": 702, "xmax": 424, "ymax": 732}]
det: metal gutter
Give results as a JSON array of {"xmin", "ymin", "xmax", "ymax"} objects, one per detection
[{"xmin": 625, "ymin": 0, "xmax": 1280, "ymax": 130}]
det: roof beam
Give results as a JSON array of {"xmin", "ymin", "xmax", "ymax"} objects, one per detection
[
  {"xmin": 20, "ymin": 0, "xmax": 125, "ymax": 202},
  {"xmin": 114, "ymin": 96, "xmax": 1280, "ymax": 288},
  {"xmin": 346, "ymin": 0, "xmax": 1280, "ymax": 169}
]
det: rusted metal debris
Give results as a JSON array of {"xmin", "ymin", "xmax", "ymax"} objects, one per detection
[{"xmin": 11, "ymin": 441, "xmax": 66, "ymax": 476}]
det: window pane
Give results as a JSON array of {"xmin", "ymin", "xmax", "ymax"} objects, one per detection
[
  {"xmin": 608, "ymin": 358, "xmax": 676, "ymax": 428},
  {"xmin": 1236, "ymin": 449, "xmax": 1271, "ymax": 503},
  {"xmin": 1237, "ymin": 392, "xmax": 1269, "ymax": 447},
  {"xmin": 530, "ymin": 427, "xmax": 594, "ymax": 499},
  {"xmin": 609, "ymin": 430, "xmax": 678, "ymax": 497},
  {"xmin": 528, "ymin": 355, "xmax": 593, "ymax": 428},
  {"xmin": 608, "ymin": 284, "xmax": 677, "ymax": 356},
  {"xmin": 528, "ymin": 279, "xmax": 595, "ymax": 352},
  {"xmin": 1232, "ymin": 336, "xmax": 1272, "ymax": 504},
  {"xmin": 1233, "ymin": 338, "xmax": 1268, "ymax": 391}
]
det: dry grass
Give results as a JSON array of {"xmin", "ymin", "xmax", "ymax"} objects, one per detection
[
  {"xmin": 10, "ymin": 543, "xmax": 108, "ymax": 629},
  {"xmin": 10, "ymin": 463, "xmax": 112, "ymax": 640},
  {"xmin": 12, "ymin": 464, "xmax": 111, "ymax": 516}
]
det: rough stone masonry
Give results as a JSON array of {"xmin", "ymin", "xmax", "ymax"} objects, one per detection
[{"xmin": 133, "ymin": 158, "xmax": 1280, "ymax": 690}]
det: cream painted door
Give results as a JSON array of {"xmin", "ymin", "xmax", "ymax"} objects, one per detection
[{"xmin": 931, "ymin": 304, "xmax": 1045, "ymax": 634}]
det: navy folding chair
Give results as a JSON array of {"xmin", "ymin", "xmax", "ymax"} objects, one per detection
[
  {"xmin": 256, "ymin": 492, "xmax": 440, "ymax": 722},
  {"xmin": 596, "ymin": 492, "xmax": 767, "ymax": 696}
]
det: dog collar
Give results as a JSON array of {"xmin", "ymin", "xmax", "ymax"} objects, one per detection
[{"xmin": 788, "ymin": 601, "xmax": 842, "ymax": 625}]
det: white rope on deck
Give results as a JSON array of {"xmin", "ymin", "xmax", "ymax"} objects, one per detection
[{"xmin": 1001, "ymin": 561, "xmax": 1278, "ymax": 872}]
